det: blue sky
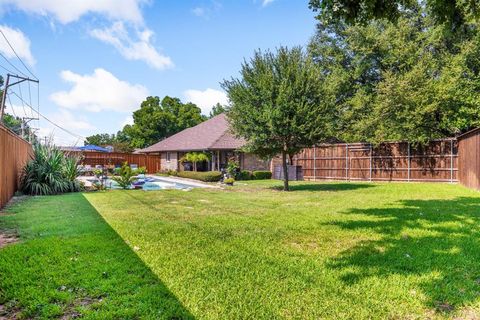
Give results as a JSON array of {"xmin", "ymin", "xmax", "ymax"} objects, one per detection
[{"xmin": 0, "ymin": 0, "xmax": 316, "ymax": 145}]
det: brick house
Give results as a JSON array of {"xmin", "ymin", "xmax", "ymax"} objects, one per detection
[{"xmin": 139, "ymin": 114, "xmax": 270, "ymax": 172}]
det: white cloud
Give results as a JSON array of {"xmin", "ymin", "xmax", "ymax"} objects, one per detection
[
  {"xmin": 37, "ymin": 109, "xmax": 95, "ymax": 146},
  {"xmin": 0, "ymin": 0, "xmax": 145, "ymax": 24},
  {"xmin": 50, "ymin": 68, "xmax": 149, "ymax": 112},
  {"xmin": 121, "ymin": 115, "xmax": 133, "ymax": 127},
  {"xmin": 262, "ymin": 0, "xmax": 275, "ymax": 7},
  {"xmin": 183, "ymin": 88, "xmax": 228, "ymax": 115},
  {"xmin": 0, "ymin": 25, "xmax": 35, "ymax": 65},
  {"xmin": 90, "ymin": 22, "xmax": 173, "ymax": 70},
  {"xmin": 192, "ymin": 7, "xmax": 206, "ymax": 17},
  {"xmin": 191, "ymin": 1, "xmax": 221, "ymax": 19}
]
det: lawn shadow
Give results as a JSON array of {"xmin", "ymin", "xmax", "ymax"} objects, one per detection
[
  {"xmin": 78, "ymin": 193, "xmax": 195, "ymax": 319},
  {"xmin": 270, "ymin": 182, "xmax": 375, "ymax": 192},
  {"xmin": 0, "ymin": 193, "xmax": 195, "ymax": 319},
  {"xmin": 326, "ymin": 196, "xmax": 480, "ymax": 314}
]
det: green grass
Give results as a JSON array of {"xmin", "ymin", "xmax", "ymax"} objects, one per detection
[
  {"xmin": 2, "ymin": 181, "xmax": 480, "ymax": 319},
  {"xmin": 0, "ymin": 194, "xmax": 193, "ymax": 319}
]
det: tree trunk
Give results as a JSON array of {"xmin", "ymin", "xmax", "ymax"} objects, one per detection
[{"xmin": 282, "ymin": 150, "xmax": 289, "ymax": 191}]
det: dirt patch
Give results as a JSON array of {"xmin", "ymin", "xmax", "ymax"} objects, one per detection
[
  {"xmin": 0, "ymin": 232, "xmax": 19, "ymax": 249},
  {"xmin": 0, "ymin": 303, "xmax": 21, "ymax": 320},
  {"xmin": 61, "ymin": 297, "xmax": 103, "ymax": 319}
]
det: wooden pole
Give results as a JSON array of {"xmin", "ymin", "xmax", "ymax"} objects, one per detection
[{"xmin": 0, "ymin": 74, "xmax": 10, "ymax": 122}]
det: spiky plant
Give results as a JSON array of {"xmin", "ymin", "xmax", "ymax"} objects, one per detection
[{"xmin": 21, "ymin": 144, "xmax": 82, "ymax": 195}]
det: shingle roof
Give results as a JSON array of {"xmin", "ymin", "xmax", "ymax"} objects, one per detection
[{"xmin": 140, "ymin": 114, "xmax": 245, "ymax": 153}]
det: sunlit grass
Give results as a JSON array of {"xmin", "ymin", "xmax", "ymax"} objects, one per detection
[
  {"xmin": 2, "ymin": 180, "xmax": 480, "ymax": 319},
  {"xmin": 84, "ymin": 181, "xmax": 480, "ymax": 319}
]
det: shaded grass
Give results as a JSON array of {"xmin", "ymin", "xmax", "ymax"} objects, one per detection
[
  {"xmin": 0, "ymin": 194, "xmax": 193, "ymax": 319},
  {"xmin": 82, "ymin": 180, "xmax": 480, "ymax": 319}
]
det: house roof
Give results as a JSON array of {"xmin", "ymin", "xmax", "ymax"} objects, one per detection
[{"xmin": 140, "ymin": 113, "xmax": 245, "ymax": 153}]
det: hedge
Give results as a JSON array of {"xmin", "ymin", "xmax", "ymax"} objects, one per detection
[
  {"xmin": 177, "ymin": 171, "xmax": 223, "ymax": 182},
  {"xmin": 237, "ymin": 170, "xmax": 252, "ymax": 180},
  {"xmin": 252, "ymin": 171, "xmax": 272, "ymax": 180}
]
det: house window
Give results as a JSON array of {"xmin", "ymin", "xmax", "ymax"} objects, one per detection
[{"xmin": 166, "ymin": 152, "xmax": 171, "ymax": 162}]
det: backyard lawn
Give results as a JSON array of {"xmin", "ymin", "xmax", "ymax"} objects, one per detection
[{"xmin": 1, "ymin": 181, "xmax": 480, "ymax": 319}]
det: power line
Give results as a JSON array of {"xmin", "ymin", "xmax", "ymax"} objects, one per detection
[
  {"xmin": 6, "ymin": 93, "xmax": 17, "ymax": 118},
  {"xmin": 0, "ymin": 51, "xmax": 28, "ymax": 78},
  {"xmin": 0, "ymin": 62, "xmax": 15, "ymax": 75},
  {"xmin": 0, "ymin": 28, "xmax": 38, "ymax": 80},
  {"xmin": 9, "ymin": 91, "xmax": 85, "ymax": 140}
]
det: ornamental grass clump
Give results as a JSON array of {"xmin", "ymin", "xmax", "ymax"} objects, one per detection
[{"xmin": 21, "ymin": 144, "xmax": 83, "ymax": 195}]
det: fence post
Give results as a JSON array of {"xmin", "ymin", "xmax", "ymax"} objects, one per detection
[
  {"xmin": 450, "ymin": 139, "xmax": 454, "ymax": 183},
  {"xmin": 369, "ymin": 143, "xmax": 372, "ymax": 182},
  {"xmin": 345, "ymin": 143, "xmax": 349, "ymax": 181},
  {"xmin": 313, "ymin": 145, "xmax": 316, "ymax": 181},
  {"xmin": 407, "ymin": 142, "xmax": 411, "ymax": 182}
]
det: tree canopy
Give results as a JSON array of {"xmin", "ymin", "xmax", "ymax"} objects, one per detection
[
  {"xmin": 309, "ymin": 6, "xmax": 480, "ymax": 144},
  {"xmin": 222, "ymin": 46, "xmax": 335, "ymax": 190},
  {"xmin": 209, "ymin": 103, "xmax": 227, "ymax": 118},
  {"xmin": 86, "ymin": 96, "xmax": 207, "ymax": 151},
  {"xmin": 309, "ymin": 0, "xmax": 480, "ymax": 30}
]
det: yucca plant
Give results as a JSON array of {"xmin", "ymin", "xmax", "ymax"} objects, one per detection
[{"xmin": 21, "ymin": 144, "xmax": 83, "ymax": 195}]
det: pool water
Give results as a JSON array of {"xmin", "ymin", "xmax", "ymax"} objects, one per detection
[{"xmin": 104, "ymin": 176, "xmax": 197, "ymax": 191}]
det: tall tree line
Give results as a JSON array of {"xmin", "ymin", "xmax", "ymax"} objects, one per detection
[{"xmin": 308, "ymin": 3, "xmax": 480, "ymax": 144}]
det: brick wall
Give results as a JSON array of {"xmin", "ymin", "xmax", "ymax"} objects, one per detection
[
  {"xmin": 241, "ymin": 153, "xmax": 270, "ymax": 171},
  {"xmin": 160, "ymin": 152, "xmax": 178, "ymax": 171}
]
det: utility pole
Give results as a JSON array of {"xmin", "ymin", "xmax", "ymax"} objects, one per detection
[
  {"xmin": 0, "ymin": 73, "xmax": 39, "ymax": 123},
  {"xmin": 0, "ymin": 73, "xmax": 10, "ymax": 121},
  {"xmin": 21, "ymin": 117, "xmax": 38, "ymax": 140}
]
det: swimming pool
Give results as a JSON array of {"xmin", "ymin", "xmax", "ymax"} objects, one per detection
[{"xmin": 104, "ymin": 176, "xmax": 202, "ymax": 191}]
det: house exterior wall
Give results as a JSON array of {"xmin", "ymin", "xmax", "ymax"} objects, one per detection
[
  {"xmin": 241, "ymin": 153, "xmax": 270, "ymax": 171},
  {"xmin": 160, "ymin": 152, "xmax": 178, "ymax": 171}
]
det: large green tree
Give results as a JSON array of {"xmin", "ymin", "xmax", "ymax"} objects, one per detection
[
  {"xmin": 309, "ymin": 0, "xmax": 480, "ymax": 30},
  {"xmin": 309, "ymin": 6, "xmax": 480, "ymax": 144},
  {"xmin": 122, "ymin": 96, "xmax": 206, "ymax": 148},
  {"xmin": 222, "ymin": 47, "xmax": 334, "ymax": 191},
  {"xmin": 84, "ymin": 133, "xmax": 132, "ymax": 152}
]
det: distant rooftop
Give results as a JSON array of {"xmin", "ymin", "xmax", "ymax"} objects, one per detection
[{"xmin": 140, "ymin": 114, "xmax": 245, "ymax": 153}]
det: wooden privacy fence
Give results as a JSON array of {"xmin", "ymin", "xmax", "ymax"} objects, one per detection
[
  {"xmin": 70, "ymin": 151, "xmax": 161, "ymax": 173},
  {"xmin": 458, "ymin": 128, "xmax": 480, "ymax": 190},
  {"xmin": 0, "ymin": 124, "xmax": 32, "ymax": 208},
  {"xmin": 293, "ymin": 139, "xmax": 458, "ymax": 182}
]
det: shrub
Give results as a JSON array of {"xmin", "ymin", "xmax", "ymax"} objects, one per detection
[
  {"xmin": 224, "ymin": 177, "xmax": 235, "ymax": 185},
  {"xmin": 252, "ymin": 170, "xmax": 272, "ymax": 180},
  {"xmin": 111, "ymin": 162, "xmax": 136, "ymax": 189},
  {"xmin": 177, "ymin": 171, "xmax": 222, "ymax": 182},
  {"xmin": 237, "ymin": 170, "xmax": 252, "ymax": 180},
  {"xmin": 226, "ymin": 158, "xmax": 240, "ymax": 178},
  {"xmin": 21, "ymin": 144, "xmax": 83, "ymax": 195}
]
